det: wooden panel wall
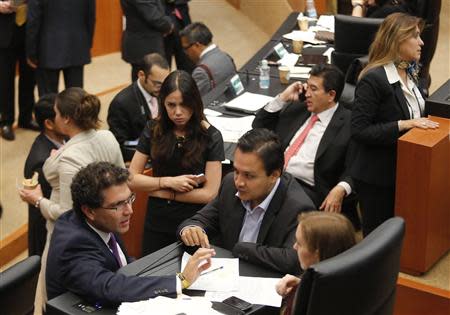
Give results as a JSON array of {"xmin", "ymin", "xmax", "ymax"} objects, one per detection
[{"xmin": 91, "ymin": 0, "xmax": 123, "ymax": 57}]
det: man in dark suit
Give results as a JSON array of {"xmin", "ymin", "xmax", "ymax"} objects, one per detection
[
  {"xmin": 253, "ymin": 64, "xmax": 359, "ymax": 229},
  {"xmin": 24, "ymin": 93, "xmax": 64, "ymax": 256},
  {"xmin": 46, "ymin": 162, "xmax": 215, "ymax": 306},
  {"xmin": 178, "ymin": 129, "xmax": 315, "ymax": 275},
  {"xmin": 26, "ymin": 0, "xmax": 95, "ymax": 95},
  {"xmin": 107, "ymin": 53, "xmax": 169, "ymax": 162},
  {"xmin": 121, "ymin": 0, "xmax": 174, "ymax": 81},
  {"xmin": 0, "ymin": 0, "xmax": 38, "ymax": 141},
  {"xmin": 180, "ymin": 22, "xmax": 236, "ymax": 96}
]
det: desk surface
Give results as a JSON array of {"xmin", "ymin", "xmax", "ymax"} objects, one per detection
[{"xmin": 47, "ymin": 244, "xmax": 282, "ymax": 315}]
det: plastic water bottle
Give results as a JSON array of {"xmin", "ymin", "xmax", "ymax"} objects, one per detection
[
  {"xmin": 306, "ymin": 0, "xmax": 317, "ymax": 18},
  {"xmin": 259, "ymin": 59, "xmax": 270, "ymax": 89}
]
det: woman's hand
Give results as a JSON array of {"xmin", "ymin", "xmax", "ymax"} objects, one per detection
[
  {"xmin": 399, "ymin": 118, "xmax": 439, "ymax": 132},
  {"xmin": 275, "ymin": 274, "xmax": 301, "ymax": 297},
  {"xmin": 0, "ymin": 1, "xmax": 14, "ymax": 14},
  {"xmin": 161, "ymin": 175, "xmax": 198, "ymax": 192},
  {"xmin": 19, "ymin": 185, "xmax": 44, "ymax": 206}
]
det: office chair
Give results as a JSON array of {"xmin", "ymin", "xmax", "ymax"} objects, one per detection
[
  {"xmin": 292, "ymin": 217, "xmax": 405, "ymax": 315},
  {"xmin": 331, "ymin": 14, "xmax": 383, "ymax": 75},
  {"xmin": 0, "ymin": 255, "xmax": 41, "ymax": 315}
]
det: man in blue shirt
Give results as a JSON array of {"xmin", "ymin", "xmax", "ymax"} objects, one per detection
[{"xmin": 177, "ymin": 129, "xmax": 315, "ymax": 274}]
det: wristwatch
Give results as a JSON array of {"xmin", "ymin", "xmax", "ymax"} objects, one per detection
[{"xmin": 176, "ymin": 272, "xmax": 190, "ymax": 289}]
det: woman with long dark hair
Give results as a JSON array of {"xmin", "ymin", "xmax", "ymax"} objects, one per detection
[{"xmin": 129, "ymin": 70, "xmax": 224, "ymax": 255}]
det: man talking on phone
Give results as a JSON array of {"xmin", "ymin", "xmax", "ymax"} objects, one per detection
[
  {"xmin": 253, "ymin": 64, "xmax": 359, "ymax": 229},
  {"xmin": 177, "ymin": 129, "xmax": 315, "ymax": 274}
]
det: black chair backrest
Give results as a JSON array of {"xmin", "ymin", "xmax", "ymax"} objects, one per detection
[
  {"xmin": 0, "ymin": 255, "xmax": 41, "ymax": 315},
  {"xmin": 293, "ymin": 217, "xmax": 405, "ymax": 315},
  {"xmin": 331, "ymin": 14, "xmax": 383, "ymax": 74}
]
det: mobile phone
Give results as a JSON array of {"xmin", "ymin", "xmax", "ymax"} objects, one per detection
[
  {"xmin": 298, "ymin": 91, "xmax": 306, "ymax": 102},
  {"xmin": 195, "ymin": 173, "xmax": 206, "ymax": 185},
  {"xmin": 222, "ymin": 296, "xmax": 252, "ymax": 311}
]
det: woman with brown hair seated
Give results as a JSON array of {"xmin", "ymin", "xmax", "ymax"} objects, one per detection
[{"xmin": 276, "ymin": 211, "xmax": 357, "ymax": 315}]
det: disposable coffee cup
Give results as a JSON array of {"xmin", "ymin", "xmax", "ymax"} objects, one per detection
[
  {"xmin": 22, "ymin": 178, "xmax": 38, "ymax": 190},
  {"xmin": 292, "ymin": 40, "xmax": 304, "ymax": 54},
  {"xmin": 278, "ymin": 66, "xmax": 290, "ymax": 84},
  {"xmin": 298, "ymin": 18, "xmax": 309, "ymax": 31}
]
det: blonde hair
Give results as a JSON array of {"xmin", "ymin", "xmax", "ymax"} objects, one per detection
[
  {"xmin": 298, "ymin": 211, "xmax": 356, "ymax": 261},
  {"xmin": 359, "ymin": 13, "xmax": 424, "ymax": 79}
]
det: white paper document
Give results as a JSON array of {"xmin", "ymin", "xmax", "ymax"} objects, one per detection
[
  {"xmin": 181, "ymin": 252, "xmax": 239, "ymax": 292},
  {"xmin": 207, "ymin": 115, "xmax": 255, "ymax": 143},
  {"xmin": 279, "ymin": 53, "xmax": 300, "ymax": 67},
  {"xmin": 224, "ymin": 92, "xmax": 274, "ymax": 114},
  {"xmin": 316, "ymin": 15, "xmax": 335, "ymax": 32},
  {"xmin": 205, "ymin": 276, "xmax": 282, "ymax": 308},
  {"xmin": 204, "ymin": 108, "xmax": 223, "ymax": 117},
  {"xmin": 117, "ymin": 295, "xmax": 221, "ymax": 315},
  {"xmin": 283, "ymin": 30, "xmax": 325, "ymax": 45}
]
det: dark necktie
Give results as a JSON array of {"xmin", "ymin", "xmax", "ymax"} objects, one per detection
[{"xmin": 108, "ymin": 233, "xmax": 123, "ymax": 267}]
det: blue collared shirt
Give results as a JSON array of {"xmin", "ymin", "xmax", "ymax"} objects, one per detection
[{"xmin": 237, "ymin": 178, "xmax": 281, "ymax": 243}]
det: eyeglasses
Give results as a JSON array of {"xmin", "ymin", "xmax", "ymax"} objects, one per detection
[{"xmin": 99, "ymin": 193, "xmax": 136, "ymax": 212}]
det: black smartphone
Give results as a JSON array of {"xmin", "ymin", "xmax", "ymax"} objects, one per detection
[
  {"xmin": 222, "ymin": 296, "xmax": 253, "ymax": 311},
  {"xmin": 298, "ymin": 91, "xmax": 306, "ymax": 102}
]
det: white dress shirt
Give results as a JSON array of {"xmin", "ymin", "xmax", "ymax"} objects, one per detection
[
  {"xmin": 264, "ymin": 98, "xmax": 351, "ymax": 195},
  {"xmin": 384, "ymin": 62, "xmax": 425, "ymax": 119},
  {"xmin": 137, "ymin": 79, "xmax": 158, "ymax": 119},
  {"xmin": 199, "ymin": 43, "xmax": 217, "ymax": 59}
]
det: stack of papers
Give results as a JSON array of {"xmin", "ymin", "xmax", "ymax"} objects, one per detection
[
  {"xmin": 207, "ymin": 115, "xmax": 255, "ymax": 143},
  {"xmin": 223, "ymin": 92, "xmax": 274, "ymax": 114},
  {"xmin": 181, "ymin": 253, "xmax": 239, "ymax": 292},
  {"xmin": 283, "ymin": 30, "xmax": 325, "ymax": 45},
  {"xmin": 117, "ymin": 296, "xmax": 221, "ymax": 315}
]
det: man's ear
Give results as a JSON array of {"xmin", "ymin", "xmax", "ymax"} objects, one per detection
[
  {"xmin": 328, "ymin": 90, "xmax": 337, "ymax": 103},
  {"xmin": 81, "ymin": 205, "xmax": 95, "ymax": 221},
  {"xmin": 270, "ymin": 168, "xmax": 282, "ymax": 180},
  {"xmin": 44, "ymin": 118, "xmax": 54, "ymax": 131},
  {"xmin": 137, "ymin": 70, "xmax": 146, "ymax": 81}
]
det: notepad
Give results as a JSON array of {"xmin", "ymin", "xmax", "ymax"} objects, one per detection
[{"xmin": 223, "ymin": 92, "xmax": 273, "ymax": 115}]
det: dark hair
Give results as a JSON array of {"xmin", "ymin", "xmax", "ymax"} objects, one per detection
[
  {"xmin": 237, "ymin": 128, "xmax": 284, "ymax": 175},
  {"xmin": 151, "ymin": 70, "xmax": 208, "ymax": 170},
  {"xmin": 179, "ymin": 22, "xmax": 213, "ymax": 46},
  {"xmin": 298, "ymin": 211, "xmax": 356, "ymax": 261},
  {"xmin": 56, "ymin": 87, "xmax": 101, "ymax": 130},
  {"xmin": 137, "ymin": 53, "xmax": 169, "ymax": 77},
  {"xmin": 309, "ymin": 64, "xmax": 344, "ymax": 102},
  {"xmin": 71, "ymin": 162, "xmax": 129, "ymax": 218},
  {"xmin": 34, "ymin": 93, "xmax": 57, "ymax": 131}
]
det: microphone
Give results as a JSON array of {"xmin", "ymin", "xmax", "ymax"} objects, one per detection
[{"xmin": 136, "ymin": 241, "xmax": 184, "ymax": 276}]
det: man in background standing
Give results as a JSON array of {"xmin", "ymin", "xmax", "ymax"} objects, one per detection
[
  {"xmin": 26, "ymin": 0, "xmax": 95, "ymax": 95},
  {"xmin": 0, "ymin": 0, "xmax": 38, "ymax": 141}
]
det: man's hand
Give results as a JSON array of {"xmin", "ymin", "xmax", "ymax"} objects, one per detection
[
  {"xmin": 275, "ymin": 274, "xmax": 301, "ymax": 297},
  {"xmin": 181, "ymin": 247, "xmax": 216, "ymax": 285},
  {"xmin": 19, "ymin": 185, "xmax": 43, "ymax": 206},
  {"xmin": 0, "ymin": 1, "xmax": 14, "ymax": 14},
  {"xmin": 320, "ymin": 185, "xmax": 346, "ymax": 213},
  {"xmin": 27, "ymin": 58, "xmax": 38, "ymax": 69},
  {"xmin": 162, "ymin": 175, "xmax": 198, "ymax": 192},
  {"xmin": 181, "ymin": 226, "xmax": 210, "ymax": 248},
  {"xmin": 279, "ymin": 81, "xmax": 307, "ymax": 103}
]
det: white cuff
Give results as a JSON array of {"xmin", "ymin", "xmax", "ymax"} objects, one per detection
[
  {"xmin": 176, "ymin": 277, "xmax": 182, "ymax": 294},
  {"xmin": 264, "ymin": 95, "xmax": 287, "ymax": 113},
  {"xmin": 337, "ymin": 181, "xmax": 352, "ymax": 196}
]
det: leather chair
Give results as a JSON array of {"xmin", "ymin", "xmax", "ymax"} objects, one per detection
[
  {"xmin": 331, "ymin": 14, "xmax": 383, "ymax": 76},
  {"xmin": 293, "ymin": 217, "xmax": 405, "ymax": 315},
  {"xmin": 0, "ymin": 255, "xmax": 41, "ymax": 315}
]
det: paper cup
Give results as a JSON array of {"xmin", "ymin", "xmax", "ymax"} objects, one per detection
[
  {"xmin": 22, "ymin": 178, "xmax": 38, "ymax": 190},
  {"xmin": 298, "ymin": 18, "xmax": 309, "ymax": 31},
  {"xmin": 292, "ymin": 40, "xmax": 304, "ymax": 54},
  {"xmin": 278, "ymin": 66, "xmax": 290, "ymax": 84}
]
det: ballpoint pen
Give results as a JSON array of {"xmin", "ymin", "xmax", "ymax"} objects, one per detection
[{"xmin": 200, "ymin": 266, "xmax": 224, "ymax": 276}]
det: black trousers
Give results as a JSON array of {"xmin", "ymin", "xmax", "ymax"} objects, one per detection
[
  {"xmin": 28, "ymin": 205, "xmax": 47, "ymax": 257},
  {"xmin": 36, "ymin": 66, "xmax": 84, "ymax": 96},
  {"xmin": 354, "ymin": 179, "xmax": 395, "ymax": 237},
  {"xmin": 0, "ymin": 24, "xmax": 35, "ymax": 126},
  {"xmin": 164, "ymin": 3, "xmax": 195, "ymax": 73}
]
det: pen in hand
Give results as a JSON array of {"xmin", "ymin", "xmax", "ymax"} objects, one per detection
[{"xmin": 200, "ymin": 266, "xmax": 224, "ymax": 276}]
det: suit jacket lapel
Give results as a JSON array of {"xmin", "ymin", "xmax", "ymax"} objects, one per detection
[
  {"xmin": 134, "ymin": 82, "xmax": 151, "ymax": 119},
  {"xmin": 316, "ymin": 106, "xmax": 345, "ymax": 160},
  {"xmin": 256, "ymin": 176, "xmax": 286, "ymax": 243},
  {"xmin": 392, "ymin": 82, "xmax": 411, "ymax": 119},
  {"xmin": 229, "ymin": 197, "xmax": 247, "ymax": 245}
]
